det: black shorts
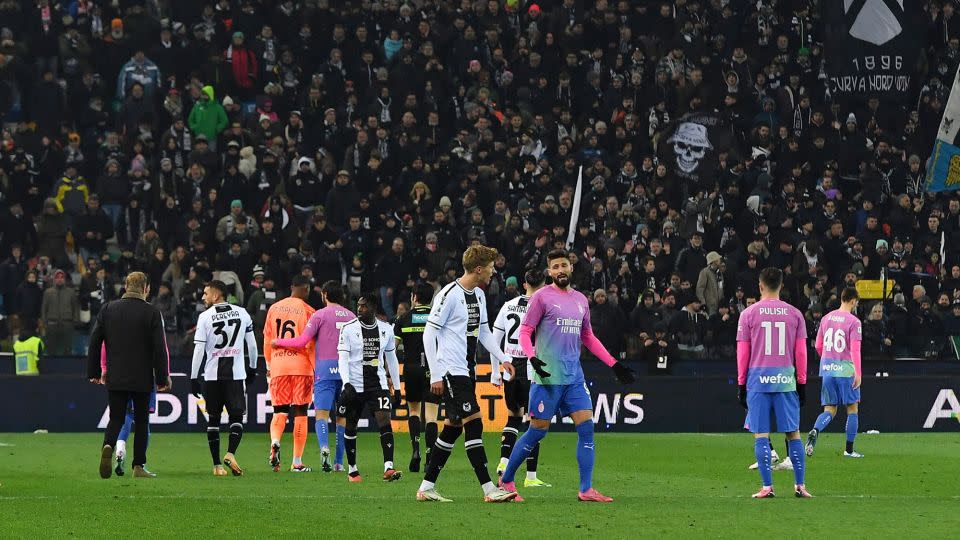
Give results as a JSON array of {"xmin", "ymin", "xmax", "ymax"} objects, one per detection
[
  {"xmin": 203, "ymin": 380, "xmax": 247, "ymax": 419},
  {"xmin": 404, "ymin": 364, "xmax": 441, "ymax": 404},
  {"xmin": 504, "ymin": 358, "xmax": 529, "ymax": 412},
  {"xmin": 337, "ymin": 388, "xmax": 391, "ymax": 424},
  {"xmin": 441, "ymin": 374, "xmax": 480, "ymax": 422}
]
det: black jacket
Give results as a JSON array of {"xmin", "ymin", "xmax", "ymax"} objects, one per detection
[{"xmin": 87, "ymin": 294, "xmax": 169, "ymax": 392}]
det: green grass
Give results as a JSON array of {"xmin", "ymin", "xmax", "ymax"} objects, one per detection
[{"xmin": 0, "ymin": 432, "xmax": 957, "ymax": 538}]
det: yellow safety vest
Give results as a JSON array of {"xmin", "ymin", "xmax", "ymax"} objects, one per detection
[{"xmin": 14, "ymin": 336, "xmax": 43, "ymax": 376}]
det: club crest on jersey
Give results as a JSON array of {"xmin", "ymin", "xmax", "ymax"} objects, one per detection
[
  {"xmin": 463, "ymin": 402, "xmax": 472, "ymax": 412},
  {"xmin": 578, "ymin": 303, "xmax": 585, "ymax": 315},
  {"xmin": 538, "ymin": 401, "xmax": 544, "ymax": 413}
]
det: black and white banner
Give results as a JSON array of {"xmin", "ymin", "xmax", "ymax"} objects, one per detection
[
  {"xmin": 656, "ymin": 113, "xmax": 738, "ymax": 190},
  {"xmin": 823, "ymin": 0, "xmax": 924, "ymax": 99}
]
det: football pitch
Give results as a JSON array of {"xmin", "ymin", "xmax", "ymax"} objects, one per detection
[{"xmin": 0, "ymin": 432, "xmax": 956, "ymax": 538}]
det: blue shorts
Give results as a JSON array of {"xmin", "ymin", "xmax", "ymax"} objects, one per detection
[
  {"xmin": 528, "ymin": 381, "xmax": 592, "ymax": 420},
  {"xmin": 820, "ymin": 376, "xmax": 861, "ymax": 406},
  {"xmin": 746, "ymin": 391, "xmax": 799, "ymax": 434},
  {"xmin": 313, "ymin": 379, "xmax": 341, "ymax": 412},
  {"xmin": 128, "ymin": 388, "xmax": 157, "ymax": 414}
]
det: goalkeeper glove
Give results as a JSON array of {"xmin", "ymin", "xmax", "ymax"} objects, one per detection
[
  {"xmin": 392, "ymin": 389, "xmax": 403, "ymax": 409},
  {"xmin": 796, "ymin": 383, "xmax": 806, "ymax": 407},
  {"xmin": 191, "ymin": 378, "xmax": 203, "ymax": 399},
  {"xmin": 738, "ymin": 384, "xmax": 747, "ymax": 410},
  {"xmin": 611, "ymin": 362, "xmax": 636, "ymax": 384},
  {"xmin": 529, "ymin": 356, "xmax": 551, "ymax": 378},
  {"xmin": 340, "ymin": 383, "xmax": 357, "ymax": 404}
]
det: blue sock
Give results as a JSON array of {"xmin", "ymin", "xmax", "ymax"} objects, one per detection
[
  {"xmin": 846, "ymin": 413, "xmax": 858, "ymax": 444},
  {"xmin": 334, "ymin": 424, "xmax": 345, "ymax": 465},
  {"xmin": 575, "ymin": 420, "xmax": 596, "ymax": 493},
  {"xmin": 755, "ymin": 437, "xmax": 773, "ymax": 487},
  {"xmin": 502, "ymin": 426, "xmax": 548, "ymax": 484},
  {"xmin": 813, "ymin": 411, "xmax": 834, "ymax": 433},
  {"xmin": 316, "ymin": 419, "xmax": 329, "ymax": 452},
  {"xmin": 788, "ymin": 438, "xmax": 806, "ymax": 486},
  {"xmin": 118, "ymin": 411, "xmax": 134, "ymax": 442}
]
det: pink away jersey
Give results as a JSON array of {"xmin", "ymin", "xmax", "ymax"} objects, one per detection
[
  {"xmin": 815, "ymin": 309, "xmax": 862, "ymax": 378},
  {"xmin": 736, "ymin": 298, "xmax": 807, "ymax": 392},
  {"xmin": 274, "ymin": 303, "xmax": 356, "ymax": 381}
]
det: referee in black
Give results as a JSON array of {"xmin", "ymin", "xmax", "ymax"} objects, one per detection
[{"xmin": 87, "ymin": 271, "xmax": 171, "ymax": 479}]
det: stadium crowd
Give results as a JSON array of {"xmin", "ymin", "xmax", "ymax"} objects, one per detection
[{"xmin": 1, "ymin": 0, "xmax": 959, "ymax": 373}]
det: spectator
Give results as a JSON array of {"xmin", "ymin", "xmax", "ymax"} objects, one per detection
[
  {"xmin": 670, "ymin": 293, "xmax": 708, "ymax": 361},
  {"xmin": 73, "ymin": 194, "xmax": 114, "ymax": 262},
  {"xmin": 862, "ymin": 303, "xmax": 892, "ymax": 361},
  {"xmin": 187, "ymin": 86, "xmax": 228, "ymax": 150},
  {"xmin": 590, "ymin": 288, "xmax": 626, "ymax": 360},
  {"xmin": 116, "ymin": 48, "xmax": 160, "ymax": 99},
  {"xmin": 696, "ymin": 251, "xmax": 724, "ymax": 315},
  {"xmin": 41, "ymin": 269, "xmax": 79, "ymax": 355},
  {"xmin": 640, "ymin": 322, "xmax": 677, "ymax": 376},
  {"xmin": 708, "ymin": 304, "xmax": 738, "ymax": 359}
]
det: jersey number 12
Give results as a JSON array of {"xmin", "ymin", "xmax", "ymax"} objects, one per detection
[{"xmin": 760, "ymin": 321, "xmax": 786, "ymax": 356}]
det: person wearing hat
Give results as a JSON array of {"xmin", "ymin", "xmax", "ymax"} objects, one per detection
[
  {"xmin": 225, "ymin": 31, "xmax": 259, "ymax": 100},
  {"xmin": 670, "ymin": 291, "xmax": 708, "ymax": 360},
  {"xmin": 641, "ymin": 320, "xmax": 677, "ymax": 375},
  {"xmin": 696, "ymin": 251, "xmax": 724, "ymax": 316},
  {"xmin": 216, "ymin": 199, "xmax": 259, "ymax": 242},
  {"xmin": 188, "ymin": 86, "xmax": 229, "ymax": 150},
  {"xmin": 41, "ymin": 269, "xmax": 80, "ymax": 356}
]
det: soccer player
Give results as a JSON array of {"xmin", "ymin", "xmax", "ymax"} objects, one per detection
[
  {"xmin": 491, "ymin": 268, "xmax": 549, "ymax": 487},
  {"xmin": 737, "ymin": 267, "xmax": 812, "ymax": 498},
  {"xmin": 191, "ymin": 280, "xmax": 259, "ymax": 476},
  {"xmin": 415, "ymin": 245, "xmax": 518, "ymax": 503},
  {"xmin": 336, "ymin": 292, "xmax": 403, "ymax": 482},
  {"xmin": 806, "ymin": 287, "xmax": 864, "ymax": 458},
  {"xmin": 498, "ymin": 249, "xmax": 636, "ymax": 503},
  {"xmin": 394, "ymin": 283, "xmax": 439, "ymax": 473},
  {"xmin": 263, "ymin": 276, "xmax": 316, "ymax": 472},
  {"xmin": 273, "ymin": 280, "xmax": 355, "ymax": 472}
]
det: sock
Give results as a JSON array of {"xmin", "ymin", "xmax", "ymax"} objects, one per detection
[
  {"xmin": 424, "ymin": 421, "xmax": 438, "ymax": 467},
  {"xmin": 119, "ymin": 411, "xmax": 134, "ymax": 443},
  {"xmin": 423, "ymin": 425, "xmax": 462, "ymax": 483},
  {"xmin": 463, "ymin": 418, "xmax": 492, "ymax": 486},
  {"xmin": 846, "ymin": 413, "xmax": 858, "ymax": 452},
  {"xmin": 116, "ymin": 439, "xmax": 127, "ymax": 457},
  {"xmin": 788, "ymin": 438, "xmax": 806, "ymax": 486},
  {"xmin": 527, "ymin": 439, "xmax": 540, "ymax": 474},
  {"xmin": 384, "ymin": 460, "xmax": 393, "ymax": 471},
  {"xmin": 207, "ymin": 426, "xmax": 221, "ymax": 465},
  {"xmin": 316, "ymin": 418, "xmax": 329, "ymax": 452},
  {"xmin": 270, "ymin": 413, "xmax": 287, "ymax": 444},
  {"xmin": 575, "ymin": 420, "xmax": 595, "ymax": 493},
  {"xmin": 813, "ymin": 411, "xmax": 834, "ymax": 433},
  {"xmin": 408, "ymin": 415, "xmax": 422, "ymax": 455},
  {"xmin": 293, "ymin": 416, "xmax": 307, "ymax": 460},
  {"xmin": 755, "ymin": 437, "xmax": 773, "ymax": 487},
  {"xmin": 227, "ymin": 422, "xmax": 243, "ymax": 454},
  {"xmin": 344, "ymin": 427, "xmax": 358, "ymax": 466},
  {"xmin": 501, "ymin": 416, "xmax": 521, "ymax": 460},
  {"xmin": 380, "ymin": 425, "xmax": 395, "ymax": 464},
  {"xmin": 335, "ymin": 424, "xmax": 346, "ymax": 465},
  {"xmin": 502, "ymin": 426, "xmax": 548, "ymax": 484}
]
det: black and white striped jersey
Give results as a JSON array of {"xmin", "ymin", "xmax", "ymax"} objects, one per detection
[{"xmin": 191, "ymin": 303, "xmax": 258, "ymax": 381}]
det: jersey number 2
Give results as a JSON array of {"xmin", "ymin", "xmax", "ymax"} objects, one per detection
[
  {"xmin": 212, "ymin": 320, "xmax": 241, "ymax": 349},
  {"xmin": 506, "ymin": 313, "xmax": 522, "ymax": 345}
]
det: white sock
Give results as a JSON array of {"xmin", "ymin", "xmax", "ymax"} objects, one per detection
[
  {"xmin": 271, "ymin": 439, "xmax": 280, "ymax": 446},
  {"xmin": 499, "ymin": 457, "xmax": 509, "ymax": 467},
  {"xmin": 384, "ymin": 461, "xmax": 393, "ymax": 471},
  {"xmin": 526, "ymin": 472, "xmax": 537, "ymax": 481},
  {"xmin": 419, "ymin": 480, "xmax": 435, "ymax": 492},
  {"xmin": 481, "ymin": 481, "xmax": 496, "ymax": 496},
  {"xmin": 116, "ymin": 440, "xmax": 126, "ymax": 456},
  {"xmin": 292, "ymin": 456, "xmax": 302, "ymax": 466}
]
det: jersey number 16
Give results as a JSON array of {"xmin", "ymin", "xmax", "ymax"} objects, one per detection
[{"xmin": 275, "ymin": 319, "xmax": 296, "ymax": 339}]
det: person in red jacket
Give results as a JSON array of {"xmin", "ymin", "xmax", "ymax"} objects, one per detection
[{"xmin": 224, "ymin": 31, "xmax": 259, "ymax": 101}]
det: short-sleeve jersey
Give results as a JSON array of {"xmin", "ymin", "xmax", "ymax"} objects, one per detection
[
  {"xmin": 736, "ymin": 298, "xmax": 805, "ymax": 392},
  {"xmin": 337, "ymin": 319, "xmax": 396, "ymax": 392},
  {"xmin": 303, "ymin": 303, "xmax": 356, "ymax": 380},
  {"xmin": 493, "ymin": 295, "xmax": 531, "ymax": 359},
  {"xmin": 395, "ymin": 305, "xmax": 430, "ymax": 367}
]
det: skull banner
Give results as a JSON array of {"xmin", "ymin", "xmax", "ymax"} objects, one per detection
[{"xmin": 656, "ymin": 113, "xmax": 738, "ymax": 190}]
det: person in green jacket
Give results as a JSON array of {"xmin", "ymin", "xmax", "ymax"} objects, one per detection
[{"xmin": 188, "ymin": 85, "xmax": 228, "ymax": 150}]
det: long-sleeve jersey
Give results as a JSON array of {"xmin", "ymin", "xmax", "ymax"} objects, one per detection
[
  {"xmin": 815, "ymin": 309, "xmax": 862, "ymax": 378},
  {"xmin": 517, "ymin": 284, "xmax": 617, "ymax": 386},
  {"xmin": 192, "ymin": 303, "xmax": 258, "ymax": 381},
  {"xmin": 337, "ymin": 318, "xmax": 401, "ymax": 392},
  {"xmin": 273, "ymin": 303, "xmax": 356, "ymax": 381},
  {"xmin": 736, "ymin": 298, "xmax": 807, "ymax": 392},
  {"xmin": 264, "ymin": 297, "xmax": 316, "ymax": 377}
]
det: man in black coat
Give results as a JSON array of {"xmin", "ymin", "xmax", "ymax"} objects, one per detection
[{"xmin": 87, "ymin": 271, "xmax": 171, "ymax": 479}]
